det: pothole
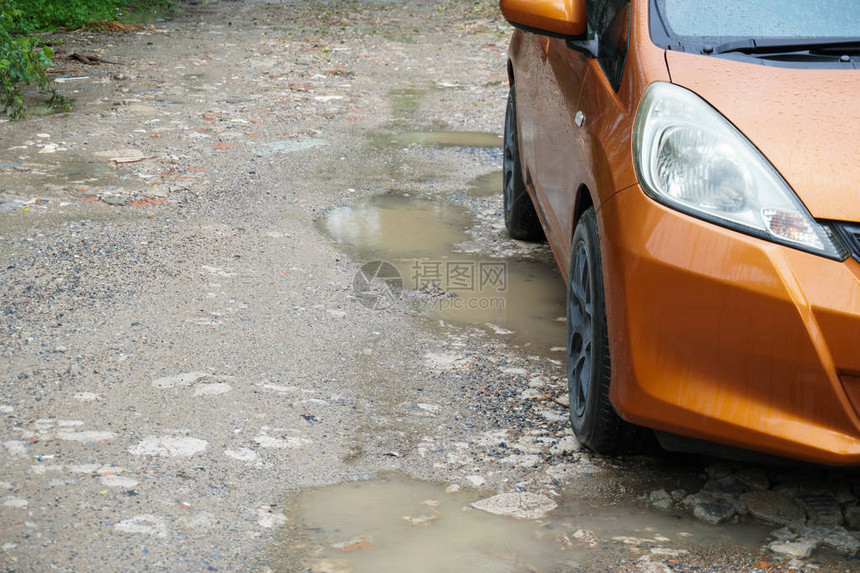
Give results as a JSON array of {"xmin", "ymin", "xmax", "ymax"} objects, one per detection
[
  {"xmin": 320, "ymin": 193, "xmax": 568, "ymax": 350},
  {"xmin": 270, "ymin": 473, "xmax": 771, "ymax": 572}
]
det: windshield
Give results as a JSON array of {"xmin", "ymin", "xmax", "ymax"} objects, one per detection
[{"xmin": 653, "ymin": 0, "xmax": 860, "ymax": 46}]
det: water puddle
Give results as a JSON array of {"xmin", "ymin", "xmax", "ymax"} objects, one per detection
[
  {"xmin": 390, "ymin": 88, "xmax": 429, "ymax": 118},
  {"xmin": 0, "ymin": 154, "xmax": 131, "ymax": 196},
  {"xmin": 321, "ymin": 194, "xmax": 470, "ymax": 259},
  {"xmin": 319, "ymin": 194, "xmax": 566, "ymax": 350},
  {"xmin": 270, "ymin": 474, "xmax": 770, "ymax": 572},
  {"xmin": 373, "ymin": 131, "xmax": 503, "ymax": 149},
  {"xmin": 468, "ymin": 170, "xmax": 502, "ymax": 197},
  {"xmin": 17, "ymin": 105, "xmax": 64, "ymax": 117},
  {"xmin": 122, "ymin": 3, "xmax": 179, "ymax": 24}
]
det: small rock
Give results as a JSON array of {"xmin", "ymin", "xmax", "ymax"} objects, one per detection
[
  {"xmin": 702, "ymin": 475, "xmax": 748, "ymax": 499},
  {"xmin": 740, "ymin": 491, "xmax": 806, "ymax": 528},
  {"xmin": 844, "ymin": 503, "xmax": 860, "ymax": 530},
  {"xmin": 799, "ymin": 525, "xmax": 860, "ymax": 555},
  {"xmin": 770, "ymin": 527, "xmax": 798, "ymax": 542},
  {"xmin": 401, "ymin": 513, "xmax": 438, "ymax": 526},
  {"xmin": 767, "ymin": 539, "xmax": 818, "ymax": 559},
  {"xmin": 670, "ymin": 489, "xmax": 688, "ymax": 502},
  {"xmin": 465, "ymin": 476, "xmax": 485, "ymax": 487},
  {"xmin": 649, "ymin": 489, "xmax": 674, "ymax": 510},
  {"xmin": 471, "ymin": 492, "xmax": 558, "ymax": 520},
  {"xmin": 705, "ymin": 462, "xmax": 736, "ymax": 481},
  {"xmin": 773, "ymin": 478, "xmax": 831, "ymax": 498},
  {"xmin": 795, "ymin": 493, "xmax": 843, "ymax": 526},
  {"xmin": 100, "ymin": 196, "xmax": 128, "ymax": 207},
  {"xmin": 693, "ymin": 499, "xmax": 736, "ymax": 525},
  {"xmin": 683, "ymin": 491, "xmax": 745, "ymax": 518},
  {"xmin": 633, "ymin": 555, "xmax": 672, "ymax": 573},
  {"xmin": 54, "ymin": 346, "xmax": 67, "ymax": 353},
  {"xmin": 572, "ymin": 529, "xmax": 598, "ymax": 546},
  {"xmin": 519, "ymin": 388, "xmax": 543, "ymax": 400},
  {"xmin": 735, "ymin": 467, "xmax": 770, "ymax": 491},
  {"xmin": 834, "ymin": 484, "xmax": 857, "ymax": 505}
]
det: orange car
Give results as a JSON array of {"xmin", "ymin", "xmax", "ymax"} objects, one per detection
[{"xmin": 500, "ymin": 0, "xmax": 860, "ymax": 464}]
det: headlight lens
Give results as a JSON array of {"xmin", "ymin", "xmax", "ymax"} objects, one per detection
[{"xmin": 633, "ymin": 82, "xmax": 847, "ymax": 260}]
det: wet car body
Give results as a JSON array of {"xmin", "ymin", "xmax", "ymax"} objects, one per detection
[{"xmin": 500, "ymin": 0, "xmax": 860, "ymax": 464}]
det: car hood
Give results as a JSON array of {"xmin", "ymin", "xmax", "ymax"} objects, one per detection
[{"xmin": 666, "ymin": 51, "xmax": 860, "ymax": 222}]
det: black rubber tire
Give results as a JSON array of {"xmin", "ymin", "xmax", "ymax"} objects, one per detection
[
  {"xmin": 567, "ymin": 207, "xmax": 643, "ymax": 454},
  {"xmin": 503, "ymin": 86, "xmax": 544, "ymax": 241}
]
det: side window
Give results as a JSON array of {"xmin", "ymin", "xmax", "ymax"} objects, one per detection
[{"xmin": 587, "ymin": 0, "xmax": 630, "ymax": 91}]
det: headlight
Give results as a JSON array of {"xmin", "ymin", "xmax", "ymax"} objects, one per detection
[{"xmin": 633, "ymin": 82, "xmax": 847, "ymax": 260}]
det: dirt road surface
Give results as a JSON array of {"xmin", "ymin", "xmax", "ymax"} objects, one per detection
[{"xmin": 2, "ymin": 1, "xmax": 859, "ymax": 571}]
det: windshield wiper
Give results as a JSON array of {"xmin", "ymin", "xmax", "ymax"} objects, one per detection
[{"xmin": 706, "ymin": 37, "xmax": 860, "ymax": 56}]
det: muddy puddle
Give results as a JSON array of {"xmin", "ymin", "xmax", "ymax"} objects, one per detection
[
  {"xmin": 0, "ymin": 153, "xmax": 136, "ymax": 202},
  {"xmin": 321, "ymin": 194, "xmax": 470, "ymax": 259},
  {"xmin": 122, "ymin": 2, "xmax": 179, "ymax": 23},
  {"xmin": 468, "ymin": 170, "xmax": 503, "ymax": 197},
  {"xmin": 320, "ymin": 194, "xmax": 566, "ymax": 350},
  {"xmin": 271, "ymin": 474, "xmax": 770, "ymax": 572},
  {"xmin": 390, "ymin": 88, "xmax": 431, "ymax": 119}
]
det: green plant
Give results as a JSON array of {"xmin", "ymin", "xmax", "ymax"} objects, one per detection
[
  {"xmin": 0, "ymin": 0, "xmax": 172, "ymax": 119},
  {"xmin": 0, "ymin": 8, "xmax": 70, "ymax": 119}
]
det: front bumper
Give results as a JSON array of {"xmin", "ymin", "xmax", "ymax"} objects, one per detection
[{"xmin": 599, "ymin": 185, "xmax": 860, "ymax": 465}]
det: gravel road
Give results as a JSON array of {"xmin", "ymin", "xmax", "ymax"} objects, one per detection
[{"xmin": 1, "ymin": 1, "xmax": 859, "ymax": 571}]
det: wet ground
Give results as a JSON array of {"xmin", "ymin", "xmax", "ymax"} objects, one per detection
[{"xmin": 2, "ymin": 1, "xmax": 860, "ymax": 572}]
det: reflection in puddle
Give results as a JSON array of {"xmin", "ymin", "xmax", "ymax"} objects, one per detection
[
  {"xmin": 375, "ymin": 131, "xmax": 503, "ymax": 148},
  {"xmin": 321, "ymin": 194, "xmax": 470, "ymax": 259},
  {"xmin": 390, "ymin": 88, "xmax": 428, "ymax": 118},
  {"xmin": 19, "ymin": 105, "xmax": 64, "ymax": 117},
  {"xmin": 320, "ymin": 194, "xmax": 566, "ymax": 349},
  {"xmin": 468, "ymin": 170, "xmax": 503, "ymax": 197},
  {"xmin": 427, "ymin": 258, "xmax": 565, "ymax": 350},
  {"xmin": 272, "ymin": 475, "xmax": 769, "ymax": 572},
  {"xmin": 122, "ymin": 3, "xmax": 179, "ymax": 23}
]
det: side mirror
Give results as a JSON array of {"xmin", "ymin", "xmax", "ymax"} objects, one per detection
[{"xmin": 500, "ymin": 0, "xmax": 587, "ymax": 39}]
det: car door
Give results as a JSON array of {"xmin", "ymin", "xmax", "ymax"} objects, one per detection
[{"xmin": 525, "ymin": 36, "xmax": 592, "ymax": 268}]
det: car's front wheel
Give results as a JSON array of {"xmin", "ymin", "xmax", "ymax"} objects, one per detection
[{"xmin": 567, "ymin": 207, "xmax": 642, "ymax": 454}]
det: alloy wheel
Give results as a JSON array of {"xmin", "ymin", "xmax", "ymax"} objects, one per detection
[{"xmin": 567, "ymin": 241, "xmax": 593, "ymax": 418}]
